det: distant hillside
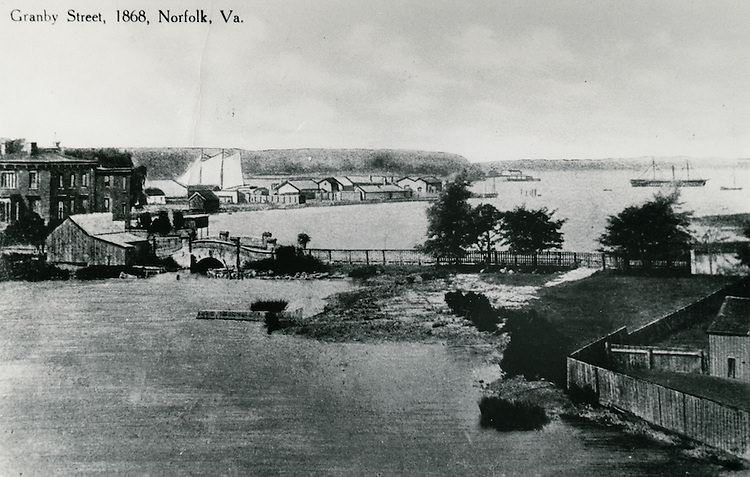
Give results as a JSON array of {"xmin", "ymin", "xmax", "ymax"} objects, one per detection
[
  {"xmin": 477, "ymin": 156, "xmax": 743, "ymax": 172},
  {"xmin": 130, "ymin": 148, "xmax": 475, "ymax": 180}
]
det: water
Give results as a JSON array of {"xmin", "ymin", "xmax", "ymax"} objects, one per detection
[
  {"xmin": 0, "ymin": 278, "xmax": 732, "ymax": 475},
  {"xmin": 210, "ymin": 162, "xmax": 750, "ymax": 251}
]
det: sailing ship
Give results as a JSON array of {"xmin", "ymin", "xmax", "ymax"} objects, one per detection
[
  {"xmin": 177, "ymin": 150, "xmax": 244, "ymax": 190},
  {"xmin": 630, "ymin": 160, "xmax": 706, "ymax": 187}
]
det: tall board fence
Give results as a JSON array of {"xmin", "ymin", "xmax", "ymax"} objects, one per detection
[{"xmin": 568, "ymin": 354, "xmax": 750, "ymax": 459}]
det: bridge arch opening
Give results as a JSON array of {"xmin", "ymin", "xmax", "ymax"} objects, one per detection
[{"xmin": 192, "ymin": 256, "xmax": 226, "ymax": 274}]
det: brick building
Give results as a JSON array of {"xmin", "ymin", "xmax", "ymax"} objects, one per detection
[{"xmin": 0, "ymin": 142, "xmax": 134, "ymax": 228}]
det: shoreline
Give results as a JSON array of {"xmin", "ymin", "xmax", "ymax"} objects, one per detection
[{"xmin": 275, "ymin": 266, "xmax": 746, "ymax": 470}]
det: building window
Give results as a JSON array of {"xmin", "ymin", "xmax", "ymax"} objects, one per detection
[
  {"xmin": 29, "ymin": 171, "xmax": 38, "ymax": 189},
  {"xmin": 70, "ymin": 174, "xmax": 76, "ymax": 188},
  {"xmin": 122, "ymin": 176, "xmax": 127, "ymax": 191},
  {"xmin": 81, "ymin": 198, "xmax": 88, "ymax": 212},
  {"xmin": 70, "ymin": 198, "xmax": 76, "ymax": 214},
  {"xmin": 57, "ymin": 200, "xmax": 65, "ymax": 219},
  {"xmin": 82, "ymin": 172, "xmax": 89, "ymax": 188},
  {"xmin": 29, "ymin": 198, "xmax": 39, "ymax": 214},
  {"xmin": 104, "ymin": 197, "xmax": 110, "ymax": 211},
  {"xmin": 122, "ymin": 203, "xmax": 127, "ymax": 216},
  {"xmin": 104, "ymin": 175, "xmax": 112, "ymax": 188},
  {"xmin": 0, "ymin": 171, "xmax": 17, "ymax": 189},
  {"xmin": 0, "ymin": 198, "xmax": 11, "ymax": 222},
  {"xmin": 728, "ymin": 358, "xmax": 737, "ymax": 379},
  {"xmin": 58, "ymin": 175, "xmax": 64, "ymax": 188}
]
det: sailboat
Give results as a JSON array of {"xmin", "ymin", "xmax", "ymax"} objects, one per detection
[
  {"xmin": 720, "ymin": 169, "xmax": 743, "ymax": 191},
  {"xmin": 177, "ymin": 150, "xmax": 244, "ymax": 190},
  {"xmin": 630, "ymin": 160, "xmax": 706, "ymax": 187}
]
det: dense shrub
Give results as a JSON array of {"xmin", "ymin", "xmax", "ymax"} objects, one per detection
[
  {"xmin": 251, "ymin": 300, "xmax": 289, "ymax": 312},
  {"xmin": 478, "ymin": 396, "xmax": 549, "ymax": 431},
  {"xmin": 444, "ymin": 290, "xmax": 499, "ymax": 332},
  {"xmin": 246, "ymin": 245, "xmax": 327, "ymax": 275},
  {"xmin": 348, "ymin": 265, "xmax": 380, "ymax": 279},
  {"xmin": 499, "ymin": 309, "xmax": 568, "ymax": 384},
  {"xmin": 0, "ymin": 254, "xmax": 69, "ymax": 281}
]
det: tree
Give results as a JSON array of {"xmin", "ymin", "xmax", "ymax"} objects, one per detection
[
  {"xmin": 130, "ymin": 165, "xmax": 147, "ymax": 208},
  {"xmin": 4, "ymin": 138, "xmax": 25, "ymax": 154},
  {"xmin": 2, "ymin": 211, "xmax": 49, "ymax": 251},
  {"xmin": 297, "ymin": 232, "xmax": 311, "ymax": 250},
  {"xmin": 599, "ymin": 192, "xmax": 692, "ymax": 270},
  {"xmin": 149, "ymin": 210, "xmax": 172, "ymax": 235},
  {"xmin": 421, "ymin": 171, "xmax": 476, "ymax": 261},
  {"xmin": 469, "ymin": 203, "xmax": 503, "ymax": 262},
  {"xmin": 498, "ymin": 206, "xmax": 565, "ymax": 263}
]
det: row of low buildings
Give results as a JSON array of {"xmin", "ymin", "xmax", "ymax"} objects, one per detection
[
  {"xmin": 0, "ymin": 142, "xmax": 133, "ymax": 229},
  {"xmin": 142, "ymin": 175, "xmax": 444, "ymax": 208}
]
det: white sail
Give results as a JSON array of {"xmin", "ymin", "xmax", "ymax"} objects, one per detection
[{"xmin": 176, "ymin": 151, "xmax": 244, "ymax": 189}]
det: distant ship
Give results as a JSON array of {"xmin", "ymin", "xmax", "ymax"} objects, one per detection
[
  {"xmin": 630, "ymin": 160, "xmax": 706, "ymax": 187},
  {"xmin": 487, "ymin": 169, "xmax": 541, "ymax": 182}
]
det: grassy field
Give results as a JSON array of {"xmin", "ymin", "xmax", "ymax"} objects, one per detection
[{"xmin": 530, "ymin": 272, "xmax": 735, "ymax": 352}]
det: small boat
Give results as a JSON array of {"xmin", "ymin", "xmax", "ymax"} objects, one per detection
[
  {"xmin": 630, "ymin": 160, "xmax": 706, "ymax": 187},
  {"xmin": 720, "ymin": 169, "xmax": 743, "ymax": 190}
]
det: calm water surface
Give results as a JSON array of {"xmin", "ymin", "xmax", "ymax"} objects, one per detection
[
  {"xmin": 0, "ymin": 277, "xmax": 733, "ymax": 475},
  {"xmin": 212, "ymin": 163, "xmax": 750, "ymax": 251}
]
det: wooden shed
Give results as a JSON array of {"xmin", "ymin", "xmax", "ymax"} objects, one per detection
[
  {"xmin": 707, "ymin": 296, "xmax": 750, "ymax": 381},
  {"xmin": 188, "ymin": 190, "xmax": 220, "ymax": 213},
  {"xmin": 46, "ymin": 213, "xmax": 149, "ymax": 267}
]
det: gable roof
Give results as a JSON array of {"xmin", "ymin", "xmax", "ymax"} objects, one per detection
[
  {"xmin": 189, "ymin": 189, "xmax": 220, "ymax": 202},
  {"xmin": 707, "ymin": 296, "xmax": 750, "ymax": 336},
  {"xmin": 67, "ymin": 213, "xmax": 147, "ymax": 248},
  {"xmin": 278, "ymin": 180, "xmax": 320, "ymax": 192}
]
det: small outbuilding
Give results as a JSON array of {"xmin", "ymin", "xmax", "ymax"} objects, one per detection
[
  {"xmin": 144, "ymin": 187, "xmax": 167, "ymax": 205},
  {"xmin": 188, "ymin": 189, "xmax": 220, "ymax": 213},
  {"xmin": 707, "ymin": 296, "xmax": 750, "ymax": 381},
  {"xmin": 46, "ymin": 213, "xmax": 150, "ymax": 268}
]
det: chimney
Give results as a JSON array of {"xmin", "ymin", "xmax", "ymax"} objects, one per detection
[
  {"xmin": 0, "ymin": 142, "xmax": 5, "ymax": 156},
  {"xmin": 30, "ymin": 142, "xmax": 38, "ymax": 155}
]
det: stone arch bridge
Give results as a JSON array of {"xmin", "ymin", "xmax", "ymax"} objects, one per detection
[{"xmin": 170, "ymin": 238, "xmax": 274, "ymax": 270}]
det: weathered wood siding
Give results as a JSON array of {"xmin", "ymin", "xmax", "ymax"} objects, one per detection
[
  {"xmin": 609, "ymin": 344, "xmax": 704, "ymax": 374},
  {"xmin": 568, "ymin": 356, "xmax": 750, "ymax": 459},
  {"xmin": 46, "ymin": 219, "xmax": 131, "ymax": 267},
  {"xmin": 709, "ymin": 334, "xmax": 750, "ymax": 381}
]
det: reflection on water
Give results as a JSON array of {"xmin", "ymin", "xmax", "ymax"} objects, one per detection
[{"xmin": 0, "ymin": 278, "xmax": 732, "ymax": 475}]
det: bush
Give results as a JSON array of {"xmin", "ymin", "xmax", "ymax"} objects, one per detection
[
  {"xmin": 499, "ymin": 309, "xmax": 568, "ymax": 384},
  {"xmin": 478, "ymin": 396, "xmax": 549, "ymax": 431},
  {"xmin": 348, "ymin": 265, "xmax": 380, "ymax": 279},
  {"xmin": 444, "ymin": 290, "xmax": 499, "ymax": 332},
  {"xmin": 246, "ymin": 246, "xmax": 328, "ymax": 275},
  {"xmin": 251, "ymin": 299, "xmax": 288, "ymax": 312}
]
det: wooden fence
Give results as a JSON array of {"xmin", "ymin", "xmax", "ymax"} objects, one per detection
[
  {"xmin": 568, "ymin": 355, "xmax": 750, "ymax": 459},
  {"xmin": 304, "ymin": 248, "xmax": 608, "ymax": 269},
  {"xmin": 608, "ymin": 344, "xmax": 705, "ymax": 374}
]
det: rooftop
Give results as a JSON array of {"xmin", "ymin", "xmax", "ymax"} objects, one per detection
[{"xmin": 707, "ymin": 296, "xmax": 750, "ymax": 336}]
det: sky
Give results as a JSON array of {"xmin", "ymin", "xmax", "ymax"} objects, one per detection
[{"xmin": 1, "ymin": 0, "xmax": 750, "ymax": 162}]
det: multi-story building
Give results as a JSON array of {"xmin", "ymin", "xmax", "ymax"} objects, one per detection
[
  {"xmin": 94, "ymin": 156, "xmax": 133, "ymax": 222},
  {"xmin": 0, "ymin": 142, "xmax": 133, "ymax": 229}
]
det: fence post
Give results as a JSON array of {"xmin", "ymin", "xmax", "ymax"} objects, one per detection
[
  {"xmin": 382, "ymin": 250, "xmax": 386, "ymax": 264},
  {"xmin": 602, "ymin": 253, "xmax": 606, "ymax": 270},
  {"xmin": 365, "ymin": 250, "xmax": 370, "ymax": 265}
]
